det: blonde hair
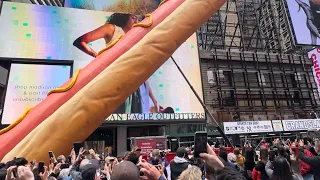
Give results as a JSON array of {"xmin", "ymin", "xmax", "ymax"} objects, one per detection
[{"xmin": 178, "ymin": 166, "xmax": 202, "ymax": 180}]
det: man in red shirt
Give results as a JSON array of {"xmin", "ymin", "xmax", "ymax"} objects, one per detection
[{"xmin": 300, "ymin": 138, "xmax": 314, "ymax": 180}]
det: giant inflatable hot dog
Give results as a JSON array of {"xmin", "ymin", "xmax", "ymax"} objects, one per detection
[
  {"xmin": 1, "ymin": 0, "xmax": 226, "ymax": 163},
  {"xmin": 0, "ymin": 0, "xmax": 185, "ymax": 161}
]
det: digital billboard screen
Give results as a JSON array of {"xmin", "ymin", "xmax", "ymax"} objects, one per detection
[
  {"xmin": 64, "ymin": 0, "xmax": 161, "ymax": 13},
  {"xmin": 1, "ymin": 63, "xmax": 71, "ymax": 124},
  {"xmin": 0, "ymin": 2, "xmax": 205, "ymax": 122},
  {"xmin": 286, "ymin": 0, "xmax": 320, "ymax": 45}
]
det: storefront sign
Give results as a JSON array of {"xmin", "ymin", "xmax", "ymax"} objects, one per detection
[
  {"xmin": 135, "ymin": 138, "xmax": 166, "ymax": 153},
  {"xmin": 282, "ymin": 119, "xmax": 320, "ymax": 131},
  {"xmin": 272, "ymin": 120, "xmax": 284, "ymax": 132},
  {"xmin": 223, "ymin": 121, "xmax": 273, "ymax": 134}
]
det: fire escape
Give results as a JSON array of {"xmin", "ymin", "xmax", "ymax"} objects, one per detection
[{"xmin": 198, "ymin": 0, "xmax": 320, "ymax": 123}]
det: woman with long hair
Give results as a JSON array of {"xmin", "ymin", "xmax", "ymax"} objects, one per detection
[
  {"xmin": 245, "ymin": 148, "xmax": 256, "ymax": 180},
  {"xmin": 73, "ymin": 13, "xmax": 159, "ymax": 114},
  {"xmin": 270, "ymin": 156, "xmax": 295, "ymax": 180},
  {"xmin": 178, "ymin": 166, "xmax": 202, "ymax": 180}
]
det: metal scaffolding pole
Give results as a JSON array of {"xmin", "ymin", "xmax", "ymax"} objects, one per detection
[{"xmin": 170, "ymin": 56, "xmax": 233, "ymax": 147}]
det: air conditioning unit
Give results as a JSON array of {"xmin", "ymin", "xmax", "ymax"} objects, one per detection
[
  {"xmin": 207, "ymin": 71, "xmax": 215, "ymax": 85},
  {"xmin": 257, "ymin": 72, "xmax": 266, "ymax": 86},
  {"xmin": 295, "ymin": 73, "xmax": 302, "ymax": 81}
]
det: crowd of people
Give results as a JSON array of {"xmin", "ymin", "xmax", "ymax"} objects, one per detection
[
  {"xmin": 1, "ymin": 137, "xmax": 320, "ymax": 180},
  {"xmin": 218, "ymin": 137, "xmax": 320, "ymax": 180}
]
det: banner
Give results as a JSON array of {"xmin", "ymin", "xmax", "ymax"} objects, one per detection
[
  {"xmin": 308, "ymin": 48, "xmax": 320, "ymax": 97},
  {"xmin": 135, "ymin": 138, "xmax": 166, "ymax": 153},
  {"xmin": 272, "ymin": 120, "xmax": 284, "ymax": 132},
  {"xmin": 282, "ymin": 119, "xmax": 320, "ymax": 131},
  {"xmin": 286, "ymin": 0, "xmax": 320, "ymax": 45},
  {"xmin": 223, "ymin": 121, "xmax": 273, "ymax": 134},
  {"xmin": 0, "ymin": 2, "xmax": 205, "ymax": 123}
]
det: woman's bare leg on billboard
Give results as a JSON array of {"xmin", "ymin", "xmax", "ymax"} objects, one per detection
[{"xmin": 311, "ymin": 33, "xmax": 318, "ymax": 45}]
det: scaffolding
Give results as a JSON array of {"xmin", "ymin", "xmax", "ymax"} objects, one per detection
[
  {"xmin": 198, "ymin": 0, "xmax": 320, "ymax": 122},
  {"xmin": 197, "ymin": 0, "xmax": 296, "ymax": 53}
]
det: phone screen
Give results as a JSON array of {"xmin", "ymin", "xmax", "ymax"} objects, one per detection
[
  {"xmin": 194, "ymin": 132, "xmax": 208, "ymax": 158},
  {"xmin": 100, "ymin": 160, "xmax": 105, "ymax": 170},
  {"xmin": 38, "ymin": 162, "xmax": 45, "ymax": 173},
  {"xmin": 60, "ymin": 164, "xmax": 70, "ymax": 169},
  {"xmin": 49, "ymin": 151, "xmax": 53, "ymax": 158},
  {"xmin": 73, "ymin": 142, "xmax": 83, "ymax": 155}
]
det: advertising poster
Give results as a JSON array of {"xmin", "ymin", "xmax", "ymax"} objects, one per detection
[
  {"xmin": 286, "ymin": 0, "xmax": 320, "ymax": 45},
  {"xmin": 135, "ymin": 138, "xmax": 166, "ymax": 153},
  {"xmin": 223, "ymin": 121, "xmax": 273, "ymax": 134},
  {"xmin": 1, "ymin": 64, "xmax": 71, "ymax": 124},
  {"xmin": 0, "ymin": 2, "xmax": 205, "ymax": 123},
  {"xmin": 272, "ymin": 120, "xmax": 284, "ymax": 132}
]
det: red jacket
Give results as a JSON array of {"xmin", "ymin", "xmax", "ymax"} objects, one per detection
[
  {"xmin": 300, "ymin": 149, "xmax": 314, "ymax": 176},
  {"xmin": 252, "ymin": 168, "xmax": 261, "ymax": 180}
]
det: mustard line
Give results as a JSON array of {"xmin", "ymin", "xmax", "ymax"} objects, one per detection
[
  {"xmin": 47, "ymin": 69, "xmax": 81, "ymax": 96},
  {"xmin": 0, "ymin": 108, "xmax": 32, "ymax": 135},
  {"xmin": 97, "ymin": 34, "xmax": 124, "ymax": 56},
  {"xmin": 158, "ymin": 0, "xmax": 168, "ymax": 7},
  {"xmin": 132, "ymin": 14, "xmax": 153, "ymax": 28}
]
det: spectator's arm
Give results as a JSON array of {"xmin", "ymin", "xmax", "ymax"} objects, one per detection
[
  {"xmin": 70, "ymin": 162, "xmax": 82, "ymax": 180},
  {"xmin": 71, "ymin": 148, "xmax": 76, "ymax": 165},
  {"xmin": 265, "ymin": 161, "xmax": 273, "ymax": 178},
  {"xmin": 106, "ymin": 173, "xmax": 111, "ymax": 180},
  {"xmin": 299, "ymin": 147, "xmax": 319, "ymax": 167},
  {"xmin": 48, "ymin": 172, "xmax": 59, "ymax": 179},
  {"xmin": 89, "ymin": 149, "xmax": 100, "ymax": 160}
]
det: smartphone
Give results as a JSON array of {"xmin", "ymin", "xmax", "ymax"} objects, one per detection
[
  {"xmin": 48, "ymin": 151, "xmax": 53, "ymax": 158},
  {"xmin": 194, "ymin": 132, "xmax": 208, "ymax": 158},
  {"xmin": 60, "ymin": 164, "xmax": 69, "ymax": 169},
  {"xmin": 254, "ymin": 154, "xmax": 259, "ymax": 162},
  {"xmin": 100, "ymin": 160, "xmax": 105, "ymax": 170},
  {"xmin": 38, "ymin": 162, "xmax": 45, "ymax": 173},
  {"xmin": 66, "ymin": 156, "xmax": 72, "ymax": 164},
  {"xmin": 73, "ymin": 142, "xmax": 83, "ymax": 156}
]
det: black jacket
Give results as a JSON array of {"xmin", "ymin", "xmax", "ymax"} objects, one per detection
[
  {"xmin": 255, "ymin": 161, "xmax": 269, "ymax": 180},
  {"xmin": 170, "ymin": 157, "xmax": 189, "ymax": 180},
  {"xmin": 299, "ymin": 147, "xmax": 320, "ymax": 180}
]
